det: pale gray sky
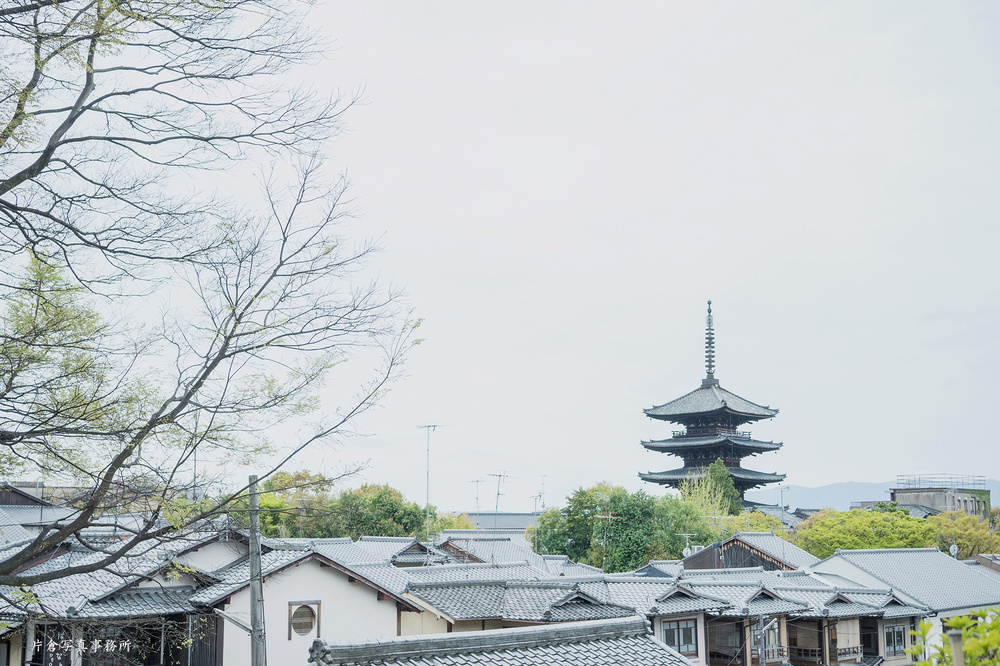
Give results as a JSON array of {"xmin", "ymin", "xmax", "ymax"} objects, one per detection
[{"xmin": 275, "ymin": 2, "xmax": 1000, "ymax": 512}]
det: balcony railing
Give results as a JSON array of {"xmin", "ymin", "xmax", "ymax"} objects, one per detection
[
  {"xmin": 836, "ymin": 645, "xmax": 864, "ymax": 660},
  {"xmin": 789, "ymin": 647, "xmax": 823, "ymax": 663},
  {"xmin": 787, "ymin": 645, "xmax": 864, "ymax": 664},
  {"xmin": 751, "ymin": 646, "xmax": 789, "ymax": 660}
]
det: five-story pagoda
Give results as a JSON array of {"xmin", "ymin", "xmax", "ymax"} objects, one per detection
[{"xmin": 639, "ymin": 302, "xmax": 785, "ymax": 498}]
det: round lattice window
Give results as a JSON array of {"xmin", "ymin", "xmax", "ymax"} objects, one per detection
[{"xmin": 291, "ymin": 605, "xmax": 315, "ymax": 635}]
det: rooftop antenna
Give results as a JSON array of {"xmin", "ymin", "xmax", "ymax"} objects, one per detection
[
  {"xmin": 677, "ymin": 533, "xmax": 697, "ymax": 558},
  {"xmin": 487, "ymin": 472, "xmax": 506, "ymax": 531},
  {"xmin": 468, "ymin": 478, "xmax": 484, "ymax": 519},
  {"xmin": 541, "ymin": 475, "xmax": 547, "ymax": 511},
  {"xmin": 777, "ymin": 485, "xmax": 788, "ymax": 563},
  {"xmin": 703, "ymin": 300, "xmax": 718, "ymax": 387},
  {"xmin": 531, "ymin": 493, "xmax": 543, "ymax": 552},
  {"xmin": 418, "ymin": 425, "xmax": 438, "ymax": 542}
]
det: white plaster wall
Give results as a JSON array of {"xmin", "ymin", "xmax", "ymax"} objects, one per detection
[
  {"xmin": 837, "ymin": 618, "xmax": 860, "ymax": 646},
  {"xmin": 452, "ymin": 620, "xmax": 483, "ymax": 633},
  {"xmin": 399, "ymin": 610, "xmax": 449, "ymax": 635},
  {"xmin": 219, "ymin": 558, "xmax": 401, "ymax": 666},
  {"xmin": 6, "ymin": 633, "xmax": 20, "ymax": 666},
  {"xmin": 177, "ymin": 540, "xmax": 248, "ymax": 572}
]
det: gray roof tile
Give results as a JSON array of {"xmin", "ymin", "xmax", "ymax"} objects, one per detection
[
  {"xmin": 645, "ymin": 385, "xmax": 777, "ymax": 421},
  {"xmin": 816, "ymin": 548, "xmax": 1000, "ymax": 612},
  {"xmin": 730, "ymin": 532, "xmax": 819, "ymax": 568},
  {"xmin": 308, "ymin": 616, "xmax": 692, "ymax": 666},
  {"xmin": 642, "ymin": 436, "xmax": 782, "ymax": 453}
]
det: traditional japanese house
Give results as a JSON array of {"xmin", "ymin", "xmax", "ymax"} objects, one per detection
[{"xmin": 639, "ymin": 302, "xmax": 785, "ymax": 498}]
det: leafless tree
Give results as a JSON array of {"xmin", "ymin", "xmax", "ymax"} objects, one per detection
[
  {"xmin": 0, "ymin": 1, "xmax": 416, "ymax": 585},
  {"xmin": 1, "ymin": 0, "xmax": 347, "ymax": 281}
]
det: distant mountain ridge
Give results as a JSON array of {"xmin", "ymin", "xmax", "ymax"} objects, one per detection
[{"xmin": 745, "ymin": 479, "xmax": 1000, "ymax": 512}]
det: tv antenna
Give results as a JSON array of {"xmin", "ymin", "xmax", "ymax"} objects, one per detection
[
  {"xmin": 487, "ymin": 472, "xmax": 507, "ymax": 531},
  {"xmin": 418, "ymin": 425, "xmax": 439, "ymax": 541},
  {"xmin": 676, "ymin": 533, "xmax": 698, "ymax": 558},
  {"xmin": 468, "ymin": 477, "xmax": 485, "ymax": 518}
]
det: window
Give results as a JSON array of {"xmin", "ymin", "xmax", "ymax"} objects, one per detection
[
  {"xmin": 288, "ymin": 602, "xmax": 321, "ymax": 639},
  {"xmin": 885, "ymin": 624, "xmax": 906, "ymax": 656},
  {"xmin": 663, "ymin": 619, "xmax": 698, "ymax": 655},
  {"xmin": 291, "ymin": 605, "xmax": 315, "ymax": 635}
]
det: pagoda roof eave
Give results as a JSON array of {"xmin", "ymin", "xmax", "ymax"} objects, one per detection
[
  {"xmin": 639, "ymin": 466, "xmax": 786, "ymax": 485},
  {"xmin": 641, "ymin": 435, "xmax": 782, "ymax": 454},
  {"xmin": 644, "ymin": 384, "xmax": 777, "ymax": 422}
]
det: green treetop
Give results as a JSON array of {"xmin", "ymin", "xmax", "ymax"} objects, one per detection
[{"xmin": 794, "ymin": 508, "xmax": 937, "ymax": 558}]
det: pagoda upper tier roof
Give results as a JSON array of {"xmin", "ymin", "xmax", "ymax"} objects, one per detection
[
  {"xmin": 641, "ymin": 434, "xmax": 782, "ymax": 454},
  {"xmin": 644, "ymin": 383, "xmax": 777, "ymax": 422},
  {"xmin": 639, "ymin": 466, "xmax": 785, "ymax": 486}
]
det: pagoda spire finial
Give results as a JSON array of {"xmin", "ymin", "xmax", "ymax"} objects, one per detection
[{"xmin": 703, "ymin": 300, "xmax": 718, "ymax": 386}]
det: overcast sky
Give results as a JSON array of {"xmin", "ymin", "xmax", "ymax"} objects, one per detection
[{"xmin": 267, "ymin": 2, "xmax": 1000, "ymax": 513}]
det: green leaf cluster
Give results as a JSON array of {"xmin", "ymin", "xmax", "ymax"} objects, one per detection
[
  {"xmin": 243, "ymin": 477, "xmax": 471, "ymax": 540},
  {"xmin": 528, "ymin": 483, "xmax": 716, "ymax": 572},
  {"xmin": 909, "ymin": 606, "xmax": 1000, "ymax": 666},
  {"xmin": 926, "ymin": 511, "xmax": 1000, "ymax": 560},
  {"xmin": 679, "ymin": 458, "xmax": 742, "ymax": 517},
  {"xmin": 793, "ymin": 508, "xmax": 937, "ymax": 558}
]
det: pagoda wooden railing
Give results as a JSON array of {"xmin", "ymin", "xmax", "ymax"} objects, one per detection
[{"xmin": 673, "ymin": 428, "xmax": 753, "ymax": 439}]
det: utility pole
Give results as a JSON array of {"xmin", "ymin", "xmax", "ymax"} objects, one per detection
[
  {"xmin": 531, "ymin": 493, "xmax": 542, "ymax": 552},
  {"xmin": 418, "ymin": 425, "xmax": 438, "ymax": 542},
  {"xmin": 595, "ymin": 511, "xmax": 621, "ymax": 572},
  {"xmin": 249, "ymin": 475, "xmax": 265, "ymax": 666}
]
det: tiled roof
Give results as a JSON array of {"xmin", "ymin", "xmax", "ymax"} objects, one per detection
[
  {"xmin": 645, "ymin": 385, "xmax": 777, "ymax": 422},
  {"xmin": 74, "ymin": 588, "xmax": 198, "ymax": 618},
  {"xmin": 0, "ymin": 505, "xmax": 77, "ymax": 526},
  {"xmin": 642, "ymin": 436, "xmax": 782, "ymax": 453},
  {"xmin": 651, "ymin": 587, "xmax": 731, "ymax": 615},
  {"xmin": 355, "ymin": 536, "xmax": 419, "ymax": 560},
  {"xmin": 409, "ymin": 582, "xmax": 508, "ymax": 619},
  {"xmin": 310, "ymin": 538, "xmax": 384, "ymax": 565},
  {"xmin": 641, "ymin": 467, "xmax": 785, "ymax": 484},
  {"xmin": 0, "ymin": 508, "xmax": 32, "ymax": 546},
  {"xmin": 308, "ymin": 616, "xmax": 692, "ymax": 666},
  {"xmin": 465, "ymin": 513, "xmax": 542, "ymax": 531},
  {"xmin": 406, "ymin": 581, "xmax": 633, "ymax": 623},
  {"xmin": 635, "ymin": 560, "xmax": 683, "ymax": 578},
  {"xmin": 189, "ymin": 550, "xmax": 305, "ymax": 605},
  {"xmin": 0, "ymin": 541, "xmax": 180, "ymax": 616},
  {"xmin": 730, "ymin": 532, "xmax": 819, "ymax": 568},
  {"xmin": 438, "ymin": 529, "xmax": 531, "ymax": 548},
  {"xmin": 816, "ymin": 548, "xmax": 1000, "ymax": 612},
  {"xmin": 542, "ymin": 556, "xmax": 601, "ymax": 577},
  {"xmin": 343, "ymin": 561, "xmax": 415, "ymax": 596},
  {"xmin": 405, "ymin": 561, "xmax": 547, "ymax": 586},
  {"xmin": 741, "ymin": 503, "xmax": 804, "ymax": 529},
  {"xmin": 503, "ymin": 585, "xmax": 630, "ymax": 622},
  {"xmin": 579, "ymin": 579, "xmax": 681, "ymax": 615},
  {"xmin": 442, "ymin": 538, "xmax": 547, "ymax": 569}
]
